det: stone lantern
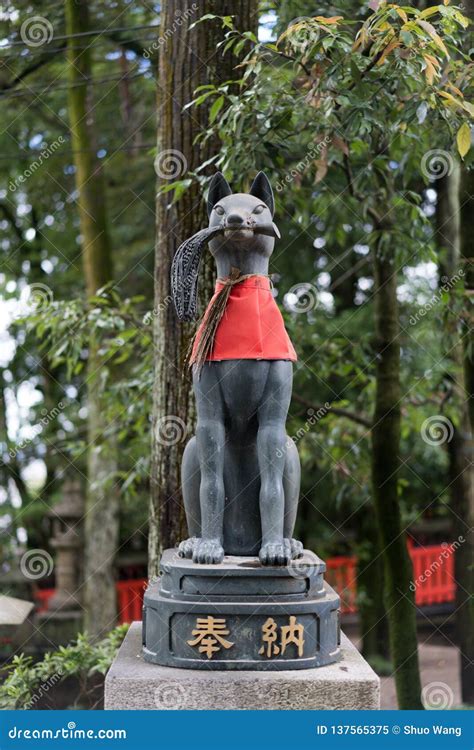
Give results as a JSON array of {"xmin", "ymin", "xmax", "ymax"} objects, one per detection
[{"xmin": 47, "ymin": 479, "xmax": 84, "ymax": 612}]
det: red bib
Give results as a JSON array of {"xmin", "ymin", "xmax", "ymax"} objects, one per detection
[{"xmin": 190, "ymin": 276, "xmax": 297, "ymax": 363}]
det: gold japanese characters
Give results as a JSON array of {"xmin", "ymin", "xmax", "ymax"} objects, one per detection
[
  {"xmin": 187, "ymin": 617, "xmax": 234, "ymax": 659},
  {"xmin": 187, "ymin": 615, "xmax": 305, "ymax": 660}
]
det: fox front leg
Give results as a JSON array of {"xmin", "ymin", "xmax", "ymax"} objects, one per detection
[
  {"xmin": 257, "ymin": 361, "xmax": 293, "ymax": 566},
  {"xmin": 192, "ymin": 366, "xmax": 225, "ymax": 565}
]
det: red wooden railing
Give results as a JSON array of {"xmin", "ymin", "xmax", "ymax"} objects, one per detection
[
  {"xmin": 34, "ymin": 543, "xmax": 457, "ymax": 622},
  {"xmin": 116, "ymin": 579, "xmax": 147, "ymax": 623},
  {"xmin": 407, "ymin": 541, "xmax": 456, "ymax": 606},
  {"xmin": 325, "ymin": 556, "xmax": 358, "ymax": 614}
]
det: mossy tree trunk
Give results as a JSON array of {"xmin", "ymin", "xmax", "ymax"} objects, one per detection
[
  {"xmin": 458, "ymin": 165, "xmax": 474, "ymax": 705},
  {"xmin": 149, "ymin": 0, "xmax": 258, "ymax": 577},
  {"xmin": 358, "ymin": 515, "xmax": 390, "ymax": 663},
  {"xmin": 66, "ymin": 0, "xmax": 119, "ymax": 637},
  {"xmin": 371, "ymin": 214, "xmax": 423, "ymax": 709},
  {"xmin": 436, "ymin": 166, "xmax": 474, "ymax": 706}
]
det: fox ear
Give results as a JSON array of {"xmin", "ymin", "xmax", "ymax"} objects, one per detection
[
  {"xmin": 249, "ymin": 171, "xmax": 274, "ymax": 216},
  {"xmin": 207, "ymin": 172, "xmax": 232, "ymax": 216}
]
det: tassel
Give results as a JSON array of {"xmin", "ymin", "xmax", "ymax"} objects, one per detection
[{"xmin": 171, "ymin": 225, "xmax": 223, "ymax": 322}]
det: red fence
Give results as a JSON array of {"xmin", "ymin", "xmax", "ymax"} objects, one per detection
[
  {"xmin": 325, "ymin": 556, "xmax": 358, "ymax": 614},
  {"xmin": 34, "ymin": 543, "xmax": 457, "ymax": 622},
  {"xmin": 408, "ymin": 541, "xmax": 456, "ymax": 607},
  {"xmin": 116, "ymin": 579, "xmax": 147, "ymax": 623},
  {"xmin": 325, "ymin": 543, "xmax": 457, "ymax": 614}
]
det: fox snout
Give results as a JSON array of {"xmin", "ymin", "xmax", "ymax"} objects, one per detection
[{"xmin": 225, "ymin": 213, "xmax": 255, "ymax": 229}]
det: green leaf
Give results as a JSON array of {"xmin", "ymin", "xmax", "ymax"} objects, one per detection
[
  {"xmin": 222, "ymin": 16, "xmax": 235, "ymax": 30},
  {"xmin": 350, "ymin": 59, "xmax": 361, "ymax": 82},
  {"xmin": 456, "ymin": 122, "xmax": 471, "ymax": 158},
  {"xmin": 209, "ymin": 95, "xmax": 225, "ymax": 124},
  {"xmin": 188, "ymin": 13, "xmax": 219, "ymax": 30}
]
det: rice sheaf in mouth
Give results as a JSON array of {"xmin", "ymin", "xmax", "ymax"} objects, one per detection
[{"xmin": 223, "ymin": 225, "xmax": 255, "ymax": 239}]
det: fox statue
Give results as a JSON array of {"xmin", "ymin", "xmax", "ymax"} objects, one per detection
[{"xmin": 171, "ymin": 171, "xmax": 303, "ymax": 566}]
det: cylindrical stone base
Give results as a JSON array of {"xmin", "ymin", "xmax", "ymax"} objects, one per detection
[{"xmin": 143, "ymin": 549, "xmax": 341, "ymax": 671}]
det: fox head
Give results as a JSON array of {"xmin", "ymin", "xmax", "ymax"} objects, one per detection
[
  {"xmin": 171, "ymin": 172, "xmax": 280, "ymax": 321},
  {"xmin": 207, "ymin": 172, "xmax": 280, "ymax": 277}
]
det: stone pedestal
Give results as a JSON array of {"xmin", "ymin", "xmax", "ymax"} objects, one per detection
[
  {"xmin": 105, "ymin": 623, "xmax": 380, "ymax": 709},
  {"xmin": 143, "ymin": 549, "xmax": 340, "ymax": 670}
]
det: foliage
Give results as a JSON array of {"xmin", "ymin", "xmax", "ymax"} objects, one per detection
[
  {"xmin": 0, "ymin": 624, "xmax": 129, "ymax": 709},
  {"xmin": 18, "ymin": 286, "xmax": 154, "ymax": 501},
  {"xmin": 0, "ymin": 0, "xmax": 157, "ymax": 562}
]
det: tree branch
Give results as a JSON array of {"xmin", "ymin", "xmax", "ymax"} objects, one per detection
[
  {"xmin": 0, "ymin": 201, "xmax": 23, "ymax": 243},
  {"xmin": 0, "ymin": 46, "xmax": 66, "ymax": 93},
  {"xmin": 107, "ymin": 32, "xmax": 157, "ymax": 62}
]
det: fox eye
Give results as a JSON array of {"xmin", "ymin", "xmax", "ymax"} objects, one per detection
[
  {"xmin": 214, "ymin": 205, "xmax": 225, "ymax": 216},
  {"xmin": 253, "ymin": 205, "xmax": 265, "ymax": 214}
]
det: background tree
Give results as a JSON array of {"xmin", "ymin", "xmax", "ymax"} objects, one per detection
[
  {"xmin": 65, "ymin": 0, "xmax": 119, "ymax": 637},
  {"xmin": 0, "ymin": 0, "xmax": 156, "ymax": 622},
  {"xmin": 459, "ymin": 154, "xmax": 474, "ymax": 706}
]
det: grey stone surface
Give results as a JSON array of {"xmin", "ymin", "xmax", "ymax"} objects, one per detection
[{"xmin": 106, "ymin": 622, "xmax": 380, "ymax": 710}]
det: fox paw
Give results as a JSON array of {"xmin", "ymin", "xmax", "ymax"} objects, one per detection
[
  {"xmin": 289, "ymin": 538, "xmax": 304, "ymax": 559},
  {"xmin": 193, "ymin": 539, "xmax": 225, "ymax": 565},
  {"xmin": 259, "ymin": 539, "xmax": 291, "ymax": 566},
  {"xmin": 178, "ymin": 537, "xmax": 199, "ymax": 559}
]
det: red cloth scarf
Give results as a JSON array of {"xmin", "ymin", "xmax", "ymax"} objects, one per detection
[{"xmin": 189, "ymin": 275, "xmax": 297, "ymax": 364}]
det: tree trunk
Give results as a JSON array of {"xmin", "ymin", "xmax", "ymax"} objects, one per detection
[
  {"xmin": 437, "ymin": 169, "xmax": 461, "ymax": 281},
  {"xmin": 149, "ymin": 0, "xmax": 258, "ymax": 577},
  {"xmin": 371, "ymin": 229, "xmax": 423, "ymax": 709},
  {"xmin": 458, "ymin": 165, "xmax": 474, "ymax": 704},
  {"xmin": 66, "ymin": 0, "xmax": 119, "ymax": 637},
  {"xmin": 358, "ymin": 516, "xmax": 390, "ymax": 663},
  {"xmin": 437, "ymin": 166, "xmax": 474, "ymax": 706}
]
